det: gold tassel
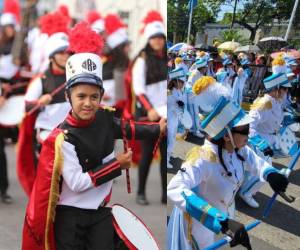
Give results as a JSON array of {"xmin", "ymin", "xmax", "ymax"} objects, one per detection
[
  {"xmin": 45, "ymin": 133, "xmax": 64, "ymax": 250},
  {"xmin": 184, "ymin": 212, "xmax": 193, "ymax": 243}
]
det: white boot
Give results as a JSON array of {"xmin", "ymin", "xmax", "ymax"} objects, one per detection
[{"xmin": 239, "ymin": 193, "xmax": 259, "ymax": 208}]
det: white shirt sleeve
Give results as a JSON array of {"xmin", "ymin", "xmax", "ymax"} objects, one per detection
[
  {"xmin": 24, "ymin": 77, "xmax": 43, "ymax": 101},
  {"xmin": 167, "ymin": 159, "xmax": 212, "ymax": 211},
  {"xmin": 241, "ymin": 145, "xmax": 272, "ymax": 182},
  {"xmin": 61, "ymin": 141, "xmax": 93, "ymax": 193},
  {"xmin": 132, "ymin": 57, "xmax": 146, "ymax": 95}
]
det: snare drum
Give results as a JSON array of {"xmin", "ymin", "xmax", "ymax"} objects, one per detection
[
  {"xmin": 278, "ymin": 126, "xmax": 298, "ymax": 156},
  {"xmin": 112, "ymin": 204, "xmax": 160, "ymax": 250},
  {"xmin": 0, "ymin": 95, "xmax": 25, "ymax": 127}
]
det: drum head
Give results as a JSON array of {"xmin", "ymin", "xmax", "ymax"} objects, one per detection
[
  {"xmin": 112, "ymin": 204, "xmax": 160, "ymax": 250},
  {"xmin": 279, "ymin": 127, "xmax": 298, "ymax": 156},
  {"xmin": 0, "ymin": 95, "xmax": 25, "ymax": 126}
]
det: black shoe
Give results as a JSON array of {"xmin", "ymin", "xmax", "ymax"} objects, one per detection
[
  {"xmin": 1, "ymin": 193, "xmax": 12, "ymax": 204},
  {"xmin": 136, "ymin": 194, "xmax": 149, "ymax": 205}
]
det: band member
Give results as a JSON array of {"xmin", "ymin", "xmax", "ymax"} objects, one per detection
[
  {"xmin": 102, "ymin": 14, "xmax": 130, "ymax": 116},
  {"xmin": 22, "ymin": 49, "xmax": 166, "ymax": 250},
  {"xmin": 232, "ymin": 54, "xmax": 252, "ymax": 105},
  {"xmin": 0, "ymin": 5, "xmax": 21, "ymax": 204},
  {"xmin": 132, "ymin": 11, "xmax": 167, "ymax": 205},
  {"xmin": 17, "ymin": 17, "xmax": 70, "ymax": 196},
  {"xmin": 167, "ymin": 76, "xmax": 289, "ymax": 249},
  {"xmin": 239, "ymin": 72, "xmax": 291, "ymax": 208},
  {"xmin": 167, "ymin": 68, "xmax": 186, "ymax": 169}
]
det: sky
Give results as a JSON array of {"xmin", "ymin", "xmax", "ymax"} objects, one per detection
[{"xmin": 217, "ymin": 2, "xmax": 244, "ymax": 21}]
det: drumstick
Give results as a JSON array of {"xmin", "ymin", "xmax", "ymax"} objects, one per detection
[
  {"xmin": 1, "ymin": 82, "xmax": 29, "ymax": 98},
  {"xmin": 27, "ymin": 83, "xmax": 66, "ymax": 116},
  {"xmin": 121, "ymin": 118, "xmax": 131, "ymax": 194}
]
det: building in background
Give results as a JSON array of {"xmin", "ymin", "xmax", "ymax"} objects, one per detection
[{"xmin": 38, "ymin": 0, "xmax": 166, "ymax": 57}]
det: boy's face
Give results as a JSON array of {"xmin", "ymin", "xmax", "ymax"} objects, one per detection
[{"xmin": 68, "ymin": 84, "xmax": 102, "ymax": 120}]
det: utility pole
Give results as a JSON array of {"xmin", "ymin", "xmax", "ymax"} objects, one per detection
[
  {"xmin": 187, "ymin": 4, "xmax": 193, "ymax": 44},
  {"xmin": 284, "ymin": 0, "xmax": 299, "ymax": 41}
]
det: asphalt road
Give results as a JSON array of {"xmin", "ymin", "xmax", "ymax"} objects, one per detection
[{"xmin": 167, "ymin": 135, "xmax": 300, "ymax": 250}]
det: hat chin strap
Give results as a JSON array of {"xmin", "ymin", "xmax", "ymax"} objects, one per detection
[{"xmin": 225, "ymin": 126, "xmax": 237, "ymax": 150}]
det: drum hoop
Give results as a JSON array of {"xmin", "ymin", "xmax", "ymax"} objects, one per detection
[
  {"xmin": 0, "ymin": 95, "xmax": 25, "ymax": 127},
  {"xmin": 112, "ymin": 218, "xmax": 137, "ymax": 250},
  {"xmin": 111, "ymin": 203, "xmax": 161, "ymax": 250}
]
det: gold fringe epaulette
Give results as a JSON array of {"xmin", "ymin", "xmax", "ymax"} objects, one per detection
[
  {"xmin": 185, "ymin": 144, "xmax": 217, "ymax": 165},
  {"xmin": 184, "ymin": 212, "xmax": 193, "ymax": 243},
  {"xmin": 101, "ymin": 106, "xmax": 116, "ymax": 112},
  {"xmin": 250, "ymin": 96, "xmax": 272, "ymax": 111}
]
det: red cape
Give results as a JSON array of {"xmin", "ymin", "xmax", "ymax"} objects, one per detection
[
  {"xmin": 17, "ymin": 112, "xmax": 37, "ymax": 196},
  {"xmin": 22, "ymin": 128, "xmax": 64, "ymax": 250},
  {"xmin": 123, "ymin": 64, "xmax": 142, "ymax": 164}
]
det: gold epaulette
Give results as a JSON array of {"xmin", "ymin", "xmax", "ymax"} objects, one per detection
[
  {"xmin": 101, "ymin": 106, "xmax": 116, "ymax": 112},
  {"xmin": 250, "ymin": 96, "xmax": 272, "ymax": 111},
  {"xmin": 185, "ymin": 144, "xmax": 217, "ymax": 165}
]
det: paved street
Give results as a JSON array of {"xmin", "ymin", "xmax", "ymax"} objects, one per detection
[
  {"xmin": 167, "ymin": 136, "xmax": 300, "ymax": 250},
  {"xmin": 0, "ymin": 140, "xmax": 166, "ymax": 250}
]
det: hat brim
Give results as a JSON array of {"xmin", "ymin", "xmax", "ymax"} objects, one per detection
[
  {"xmin": 282, "ymin": 82, "xmax": 292, "ymax": 87},
  {"xmin": 233, "ymin": 113, "xmax": 254, "ymax": 127},
  {"xmin": 66, "ymin": 74, "xmax": 103, "ymax": 90}
]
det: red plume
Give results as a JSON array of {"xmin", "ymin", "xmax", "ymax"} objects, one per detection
[
  {"xmin": 68, "ymin": 21, "xmax": 104, "ymax": 55},
  {"xmin": 142, "ymin": 10, "xmax": 163, "ymax": 24},
  {"xmin": 57, "ymin": 5, "xmax": 71, "ymax": 23},
  {"xmin": 39, "ymin": 11, "xmax": 69, "ymax": 36},
  {"xmin": 104, "ymin": 14, "xmax": 126, "ymax": 35},
  {"xmin": 140, "ymin": 10, "xmax": 163, "ymax": 34},
  {"xmin": 86, "ymin": 10, "xmax": 102, "ymax": 24},
  {"xmin": 3, "ymin": 0, "xmax": 20, "ymax": 23}
]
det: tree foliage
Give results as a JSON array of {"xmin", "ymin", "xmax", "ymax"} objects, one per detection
[
  {"xmin": 167, "ymin": 0, "xmax": 221, "ymax": 43},
  {"xmin": 220, "ymin": 0, "xmax": 300, "ymax": 41}
]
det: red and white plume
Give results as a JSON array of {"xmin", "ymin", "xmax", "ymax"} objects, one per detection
[
  {"xmin": 1, "ymin": 0, "xmax": 20, "ymax": 26},
  {"xmin": 57, "ymin": 5, "xmax": 71, "ymax": 25},
  {"xmin": 104, "ymin": 14, "xmax": 128, "ymax": 49},
  {"xmin": 86, "ymin": 10, "xmax": 104, "ymax": 33},
  {"xmin": 68, "ymin": 21, "xmax": 104, "ymax": 55},
  {"xmin": 39, "ymin": 11, "xmax": 69, "ymax": 36},
  {"xmin": 141, "ymin": 10, "xmax": 165, "ymax": 40}
]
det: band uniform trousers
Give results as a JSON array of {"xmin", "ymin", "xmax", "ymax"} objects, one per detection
[{"xmin": 54, "ymin": 205, "xmax": 114, "ymax": 250}]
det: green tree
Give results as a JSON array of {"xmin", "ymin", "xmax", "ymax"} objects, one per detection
[
  {"xmin": 167, "ymin": 0, "xmax": 222, "ymax": 44},
  {"xmin": 218, "ymin": 0, "xmax": 300, "ymax": 41},
  {"xmin": 220, "ymin": 29, "xmax": 250, "ymax": 44}
]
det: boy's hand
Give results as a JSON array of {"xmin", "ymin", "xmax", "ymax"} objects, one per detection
[
  {"xmin": 116, "ymin": 149, "xmax": 132, "ymax": 170},
  {"xmin": 147, "ymin": 108, "xmax": 160, "ymax": 121},
  {"xmin": 159, "ymin": 118, "xmax": 167, "ymax": 135},
  {"xmin": 38, "ymin": 94, "xmax": 52, "ymax": 106}
]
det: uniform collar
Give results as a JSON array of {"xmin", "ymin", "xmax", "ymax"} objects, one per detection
[{"xmin": 66, "ymin": 111, "xmax": 96, "ymax": 128}]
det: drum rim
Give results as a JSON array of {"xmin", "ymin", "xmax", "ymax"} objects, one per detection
[
  {"xmin": 111, "ymin": 203, "xmax": 161, "ymax": 250},
  {"xmin": 0, "ymin": 95, "xmax": 25, "ymax": 127}
]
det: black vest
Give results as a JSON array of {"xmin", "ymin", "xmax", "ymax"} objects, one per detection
[
  {"xmin": 145, "ymin": 53, "xmax": 167, "ymax": 85},
  {"xmin": 102, "ymin": 60, "xmax": 114, "ymax": 81},
  {"xmin": 59, "ymin": 110, "xmax": 115, "ymax": 173},
  {"xmin": 41, "ymin": 68, "xmax": 66, "ymax": 104}
]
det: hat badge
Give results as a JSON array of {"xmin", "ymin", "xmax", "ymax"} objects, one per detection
[{"xmin": 82, "ymin": 59, "xmax": 97, "ymax": 71}]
